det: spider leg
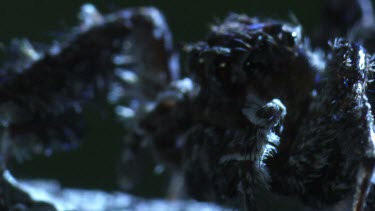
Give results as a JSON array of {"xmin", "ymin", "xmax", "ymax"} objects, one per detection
[
  {"xmin": 0, "ymin": 4, "xmax": 178, "ymax": 165},
  {"xmin": 241, "ymin": 98, "xmax": 286, "ymax": 210},
  {"xmin": 365, "ymin": 184, "xmax": 375, "ymax": 210},
  {"xmin": 182, "ymin": 98, "xmax": 286, "ymax": 210},
  {"xmin": 0, "ymin": 4, "xmax": 179, "ymax": 207},
  {"xmin": 354, "ymin": 158, "xmax": 375, "ymax": 211},
  {"xmin": 270, "ymin": 39, "xmax": 375, "ymax": 210}
]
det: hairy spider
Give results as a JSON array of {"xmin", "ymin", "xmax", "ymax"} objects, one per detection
[
  {"xmin": 1, "ymin": 1, "xmax": 375, "ymax": 211},
  {"xmin": 137, "ymin": 2, "xmax": 375, "ymax": 211}
]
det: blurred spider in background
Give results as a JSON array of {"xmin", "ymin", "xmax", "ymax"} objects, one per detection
[{"xmin": 1, "ymin": 0, "xmax": 375, "ymax": 211}]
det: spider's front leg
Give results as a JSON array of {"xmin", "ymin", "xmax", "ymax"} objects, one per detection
[
  {"xmin": 0, "ymin": 4, "xmax": 178, "ymax": 166},
  {"xmin": 0, "ymin": 4, "xmax": 178, "ymax": 208},
  {"xmin": 271, "ymin": 39, "xmax": 375, "ymax": 211},
  {"xmin": 184, "ymin": 98, "xmax": 286, "ymax": 211}
]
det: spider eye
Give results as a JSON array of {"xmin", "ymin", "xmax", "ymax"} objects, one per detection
[
  {"xmin": 279, "ymin": 31, "xmax": 296, "ymax": 47},
  {"xmin": 243, "ymin": 60, "xmax": 252, "ymax": 73},
  {"xmin": 242, "ymin": 53, "xmax": 264, "ymax": 77},
  {"xmin": 214, "ymin": 59, "xmax": 231, "ymax": 83},
  {"xmin": 187, "ymin": 48, "xmax": 206, "ymax": 80},
  {"xmin": 242, "ymin": 61, "xmax": 257, "ymax": 81}
]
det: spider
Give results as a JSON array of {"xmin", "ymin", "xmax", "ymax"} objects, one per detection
[
  {"xmin": 1, "ymin": 1, "xmax": 375, "ymax": 211},
  {"xmin": 127, "ymin": 1, "xmax": 375, "ymax": 210}
]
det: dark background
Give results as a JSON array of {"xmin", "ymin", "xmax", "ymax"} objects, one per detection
[{"xmin": 0, "ymin": 0, "xmax": 331, "ymax": 198}]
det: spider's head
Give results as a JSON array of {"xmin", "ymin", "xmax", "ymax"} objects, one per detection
[
  {"xmin": 186, "ymin": 14, "xmax": 315, "ymax": 112},
  {"xmin": 187, "ymin": 15, "xmax": 302, "ymax": 87},
  {"xmin": 186, "ymin": 41, "xmax": 247, "ymax": 90}
]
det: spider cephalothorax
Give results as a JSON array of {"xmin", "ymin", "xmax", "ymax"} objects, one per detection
[
  {"xmin": 182, "ymin": 14, "xmax": 316, "ymax": 209},
  {"xmin": 186, "ymin": 14, "xmax": 315, "ymax": 131}
]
